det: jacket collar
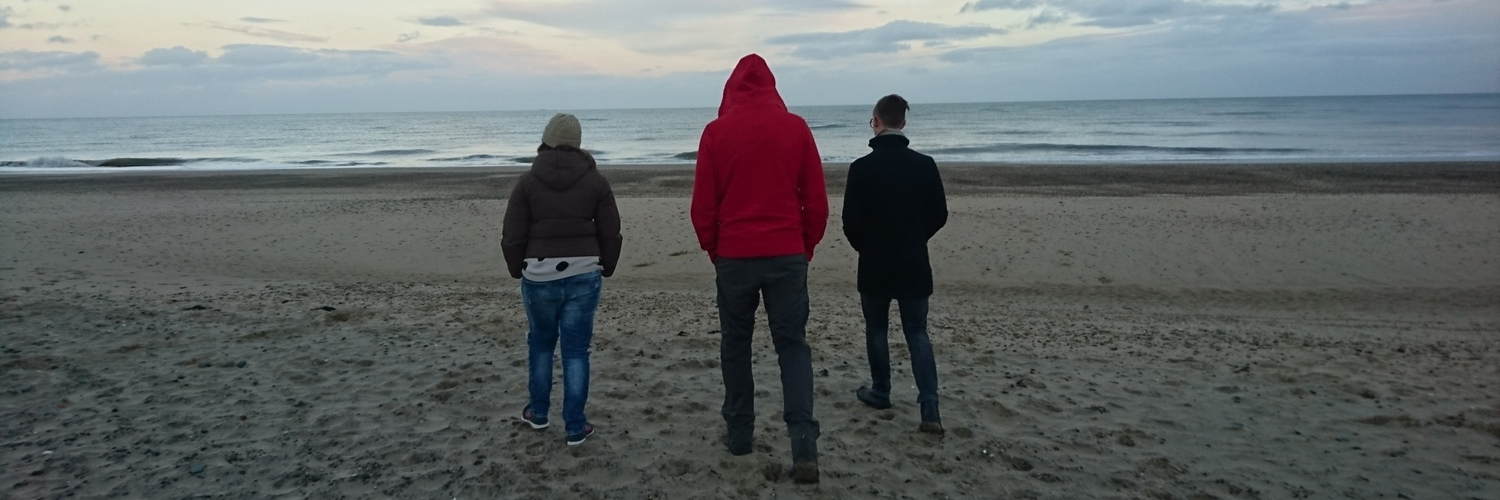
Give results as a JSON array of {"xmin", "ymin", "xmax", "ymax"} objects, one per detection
[{"xmin": 868, "ymin": 133, "xmax": 910, "ymax": 150}]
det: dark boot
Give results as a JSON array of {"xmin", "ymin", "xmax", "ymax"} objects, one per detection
[
  {"xmin": 789, "ymin": 461, "xmax": 819, "ymax": 484},
  {"xmin": 723, "ymin": 426, "xmax": 753, "ymax": 456},
  {"xmin": 788, "ymin": 424, "xmax": 819, "ymax": 484},
  {"xmin": 919, "ymin": 401, "xmax": 944, "ymax": 435},
  {"xmin": 856, "ymin": 386, "xmax": 892, "ymax": 410}
]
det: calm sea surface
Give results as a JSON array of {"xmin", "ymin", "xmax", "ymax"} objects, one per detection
[{"xmin": 2, "ymin": 94, "xmax": 1497, "ymax": 172}]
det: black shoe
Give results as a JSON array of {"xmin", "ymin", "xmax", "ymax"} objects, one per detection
[
  {"xmin": 789, "ymin": 423, "xmax": 819, "ymax": 471},
  {"xmin": 723, "ymin": 428, "xmax": 752, "ymax": 456},
  {"xmin": 856, "ymin": 386, "xmax": 892, "ymax": 410},
  {"xmin": 789, "ymin": 461, "xmax": 819, "ymax": 484},
  {"xmin": 920, "ymin": 402, "xmax": 944, "ymax": 435}
]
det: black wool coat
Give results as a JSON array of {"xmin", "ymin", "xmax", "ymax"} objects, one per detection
[{"xmin": 841, "ymin": 134, "xmax": 948, "ymax": 299}]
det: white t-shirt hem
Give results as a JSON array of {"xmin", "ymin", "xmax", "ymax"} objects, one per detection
[{"xmin": 521, "ymin": 256, "xmax": 602, "ymax": 282}]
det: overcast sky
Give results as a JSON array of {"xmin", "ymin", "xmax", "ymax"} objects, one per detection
[{"xmin": 1, "ymin": 0, "xmax": 1496, "ymax": 118}]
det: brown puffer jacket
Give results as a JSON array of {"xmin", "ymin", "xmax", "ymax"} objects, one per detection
[{"xmin": 501, "ymin": 147, "xmax": 622, "ymax": 279}]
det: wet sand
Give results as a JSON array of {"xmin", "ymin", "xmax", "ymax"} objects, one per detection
[{"xmin": 2, "ymin": 162, "xmax": 1498, "ymax": 499}]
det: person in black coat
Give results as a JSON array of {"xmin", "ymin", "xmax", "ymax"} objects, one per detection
[{"xmin": 841, "ymin": 94, "xmax": 949, "ymax": 434}]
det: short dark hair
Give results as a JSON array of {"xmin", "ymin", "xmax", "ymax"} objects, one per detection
[{"xmin": 874, "ymin": 94, "xmax": 908, "ymax": 129}]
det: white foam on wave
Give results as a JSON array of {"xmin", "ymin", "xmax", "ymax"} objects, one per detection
[{"xmin": 24, "ymin": 156, "xmax": 95, "ymax": 168}]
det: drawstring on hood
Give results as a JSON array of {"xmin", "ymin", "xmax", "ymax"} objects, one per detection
[{"xmin": 718, "ymin": 54, "xmax": 788, "ymax": 118}]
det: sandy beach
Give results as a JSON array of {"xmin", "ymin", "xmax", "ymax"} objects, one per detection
[{"xmin": 2, "ymin": 162, "xmax": 1498, "ymax": 499}]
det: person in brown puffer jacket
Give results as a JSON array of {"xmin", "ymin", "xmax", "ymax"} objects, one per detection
[{"xmin": 501, "ymin": 112, "xmax": 622, "ymax": 447}]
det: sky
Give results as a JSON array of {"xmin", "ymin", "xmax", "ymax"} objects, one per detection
[{"xmin": 0, "ymin": 0, "xmax": 1496, "ymax": 118}]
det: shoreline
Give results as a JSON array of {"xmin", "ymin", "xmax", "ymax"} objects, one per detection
[{"xmin": 2, "ymin": 161, "xmax": 1498, "ymax": 197}]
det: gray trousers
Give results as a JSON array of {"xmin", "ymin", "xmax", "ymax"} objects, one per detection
[{"xmin": 714, "ymin": 255, "xmax": 819, "ymax": 454}]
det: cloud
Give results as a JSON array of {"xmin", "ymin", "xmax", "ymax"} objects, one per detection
[
  {"xmin": 396, "ymin": 31, "xmax": 421, "ymax": 43},
  {"xmin": 0, "ymin": 3, "xmax": 81, "ymax": 31},
  {"xmin": 115, "ymin": 44, "xmax": 434, "ymax": 81},
  {"xmin": 59, "ymin": 5, "xmax": 71, "ymax": 13},
  {"xmin": 400, "ymin": 36, "xmax": 592, "ymax": 74},
  {"xmin": 0, "ymin": 39, "xmax": 720, "ymax": 118},
  {"xmin": 0, "ymin": 49, "xmax": 99, "ymax": 71},
  {"xmin": 961, "ymin": 0, "xmax": 1278, "ymax": 28},
  {"xmin": 214, "ymin": 44, "xmax": 433, "ymax": 78},
  {"xmin": 46, "ymin": 35, "xmax": 74, "ymax": 43},
  {"xmin": 204, "ymin": 21, "xmax": 328, "ymax": 43},
  {"xmin": 0, "ymin": 65, "xmax": 728, "ymax": 118},
  {"xmin": 417, "ymin": 16, "xmax": 465, "ymax": 27},
  {"xmin": 138, "ymin": 46, "xmax": 209, "ymax": 66},
  {"xmin": 134, "ymin": 44, "xmax": 435, "ymax": 81},
  {"xmin": 1, "ymin": 0, "xmax": 1495, "ymax": 119},
  {"xmin": 215, "ymin": 44, "xmax": 322, "ymax": 67},
  {"xmin": 7, "ymin": 21, "xmax": 68, "ymax": 30},
  {"xmin": 1027, "ymin": 9, "xmax": 1071, "ymax": 28},
  {"xmin": 960, "ymin": 0, "xmax": 1038, "ymax": 11},
  {"xmin": 931, "ymin": 0, "xmax": 1500, "ymax": 101},
  {"xmin": 768, "ymin": 20, "xmax": 1006, "ymax": 59},
  {"xmin": 482, "ymin": 0, "xmax": 863, "ymax": 33},
  {"xmin": 239, "ymin": 17, "xmax": 285, "ymax": 24},
  {"xmin": 0, "ymin": 5, "xmax": 73, "ymax": 30}
]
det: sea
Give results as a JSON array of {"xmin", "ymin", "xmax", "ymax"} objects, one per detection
[{"xmin": 1, "ymin": 93, "xmax": 1497, "ymax": 173}]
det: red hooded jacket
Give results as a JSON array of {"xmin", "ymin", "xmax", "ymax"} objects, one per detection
[{"xmin": 691, "ymin": 54, "xmax": 828, "ymax": 262}]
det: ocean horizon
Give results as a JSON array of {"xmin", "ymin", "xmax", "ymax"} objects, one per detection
[{"xmin": 3, "ymin": 93, "xmax": 1498, "ymax": 173}]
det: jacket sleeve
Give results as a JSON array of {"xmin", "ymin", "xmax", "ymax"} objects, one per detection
[
  {"xmin": 841, "ymin": 162, "xmax": 867, "ymax": 252},
  {"xmin": 925, "ymin": 159, "xmax": 948, "ymax": 240},
  {"xmin": 594, "ymin": 174, "xmax": 623, "ymax": 278},
  {"xmin": 500, "ymin": 177, "xmax": 530, "ymax": 279},
  {"xmin": 690, "ymin": 127, "xmax": 720, "ymax": 262},
  {"xmin": 799, "ymin": 126, "xmax": 829, "ymax": 261}
]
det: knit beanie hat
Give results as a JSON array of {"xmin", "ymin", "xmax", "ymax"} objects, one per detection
[{"xmin": 542, "ymin": 113, "xmax": 582, "ymax": 148}]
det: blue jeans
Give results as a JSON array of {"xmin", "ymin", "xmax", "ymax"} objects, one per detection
[
  {"xmin": 860, "ymin": 294, "xmax": 939, "ymax": 405},
  {"xmin": 521, "ymin": 271, "xmax": 602, "ymax": 435}
]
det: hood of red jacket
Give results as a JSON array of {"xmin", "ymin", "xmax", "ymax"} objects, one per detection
[{"xmin": 718, "ymin": 54, "xmax": 787, "ymax": 117}]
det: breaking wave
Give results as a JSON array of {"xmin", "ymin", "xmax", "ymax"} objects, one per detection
[
  {"xmin": 924, "ymin": 143, "xmax": 1314, "ymax": 156},
  {"xmin": 334, "ymin": 149, "xmax": 437, "ymax": 157}
]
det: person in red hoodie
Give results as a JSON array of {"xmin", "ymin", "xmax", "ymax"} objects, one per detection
[{"xmin": 691, "ymin": 53, "xmax": 828, "ymax": 484}]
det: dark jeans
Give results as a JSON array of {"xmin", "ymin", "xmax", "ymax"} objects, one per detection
[
  {"xmin": 521, "ymin": 271, "xmax": 602, "ymax": 436},
  {"xmin": 860, "ymin": 293, "xmax": 939, "ymax": 405},
  {"xmin": 715, "ymin": 255, "xmax": 819, "ymax": 442}
]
